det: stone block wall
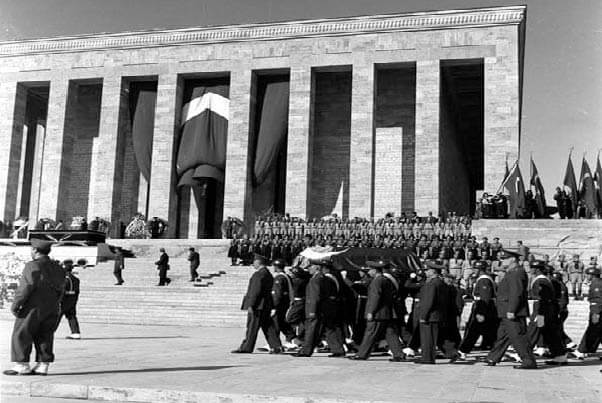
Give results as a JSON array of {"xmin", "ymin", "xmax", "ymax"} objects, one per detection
[
  {"xmin": 309, "ymin": 70, "xmax": 351, "ymax": 219},
  {"xmin": 374, "ymin": 127, "xmax": 402, "ymax": 217}
]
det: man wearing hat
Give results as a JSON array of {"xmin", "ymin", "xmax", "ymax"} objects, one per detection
[
  {"xmin": 459, "ymin": 261, "xmax": 498, "ymax": 357},
  {"xmin": 271, "ymin": 259, "xmax": 296, "ymax": 347},
  {"xmin": 285, "ymin": 263, "xmax": 310, "ymax": 346},
  {"xmin": 349, "ymin": 260, "xmax": 405, "ymax": 361},
  {"xmin": 4, "ymin": 239, "xmax": 65, "ymax": 376},
  {"xmin": 155, "ymin": 248, "xmax": 170, "ymax": 286},
  {"xmin": 294, "ymin": 260, "xmax": 345, "ymax": 357},
  {"xmin": 59, "ymin": 259, "xmax": 81, "ymax": 340},
  {"xmin": 232, "ymin": 254, "xmax": 282, "ymax": 354},
  {"xmin": 485, "ymin": 249, "xmax": 537, "ymax": 369},
  {"xmin": 187, "ymin": 247, "xmax": 200, "ymax": 282},
  {"xmin": 527, "ymin": 260, "xmax": 567, "ymax": 365},
  {"xmin": 573, "ymin": 266, "xmax": 602, "ymax": 360}
]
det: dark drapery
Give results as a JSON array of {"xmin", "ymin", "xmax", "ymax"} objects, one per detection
[
  {"xmin": 130, "ymin": 82, "xmax": 157, "ymax": 181},
  {"xmin": 330, "ymin": 248, "xmax": 421, "ymax": 272},
  {"xmin": 176, "ymin": 81, "xmax": 229, "ymax": 186},
  {"xmin": 252, "ymin": 79, "xmax": 289, "ymax": 186}
]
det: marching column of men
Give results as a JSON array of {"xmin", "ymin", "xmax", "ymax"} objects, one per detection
[{"xmin": 232, "ymin": 250, "xmax": 602, "ymax": 368}]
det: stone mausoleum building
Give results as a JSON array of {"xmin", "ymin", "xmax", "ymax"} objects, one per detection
[{"xmin": 0, "ymin": 6, "xmax": 525, "ymax": 238}]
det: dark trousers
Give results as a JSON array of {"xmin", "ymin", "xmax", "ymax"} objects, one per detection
[
  {"xmin": 113, "ymin": 270, "xmax": 123, "ymax": 284},
  {"xmin": 158, "ymin": 268, "xmax": 170, "ymax": 285},
  {"xmin": 300, "ymin": 316, "xmax": 344, "ymax": 356},
  {"xmin": 559, "ymin": 310, "xmax": 572, "ymax": 345},
  {"xmin": 60, "ymin": 300, "xmax": 81, "ymax": 334},
  {"xmin": 273, "ymin": 307, "xmax": 296, "ymax": 342},
  {"xmin": 190, "ymin": 265, "xmax": 199, "ymax": 280},
  {"xmin": 487, "ymin": 317, "xmax": 536, "ymax": 365},
  {"xmin": 238, "ymin": 309, "xmax": 281, "ymax": 353},
  {"xmin": 577, "ymin": 316, "xmax": 602, "ymax": 353},
  {"xmin": 407, "ymin": 310, "xmax": 421, "ymax": 350},
  {"xmin": 356, "ymin": 320, "xmax": 404, "ymax": 359},
  {"xmin": 11, "ymin": 310, "xmax": 59, "ymax": 363},
  {"xmin": 527, "ymin": 319, "xmax": 566, "ymax": 357},
  {"xmin": 419, "ymin": 322, "xmax": 439, "ymax": 363},
  {"xmin": 460, "ymin": 306, "xmax": 498, "ymax": 353}
]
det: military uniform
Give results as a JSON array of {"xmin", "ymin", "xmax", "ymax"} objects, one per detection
[
  {"xmin": 460, "ymin": 271, "xmax": 498, "ymax": 353},
  {"xmin": 60, "ymin": 265, "xmax": 81, "ymax": 338},
  {"xmin": 576, "ymin": 269, "xmax": 602, "ymax": 355},
  {"xmin": 9, "ymin": 253, "xmax": 65, "ymax": 367},
  {"xmin": 417, "ymin": 273, "xmax": 448, "ymax": 363},
  {"xmin": 272, "ymin": 268, "xmax": 295, "ymax": 343}
]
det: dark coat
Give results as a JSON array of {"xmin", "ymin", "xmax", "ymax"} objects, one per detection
[
  {"xmin": 418, "ymin": 277, "xmax": 447, "ymax": 323},
  {"xmin": 587, "ymin": 278, "xmax": 602, "ymax": 314},
  {"xmin": 530, "ymin": 275, "xmax": 558, "ymax": 319},
  {"xmin": 474, "ymin": 275, "xmax": 496, "ymax": 303},
  {"xmin": 364, "ymin": 274, "xmax": 397, "ymax": 321},
  {"xmin": 241, "ymin": 267, "xmax": 274, "ymax": 311},
  {"xmin": 113, "ymin": 253, "xmax": 124, "ymax": 273},
  {"xmin": 155, "ymin": 252, "xmax": 169, "ymax": 270},
  {"xmin": 551, "ymin": 277, "xmax": 569, "ymax": 311},
  {"xmin": 305, "ymin": 272, "xmax": 339, "ymax": 319},
  {"xmin": 272, "ymin": 272, "xmax": 292, "ymax": 310},
  {"xmin": 188, "ymin": 251, "xmax": 200, "ymax": 268},
  {"xmin": 61, "ymin": 273, "xmax": 80, "ymax": 311},
  {"xmin": 495, "ymin": 264, "xmax": 530, "ymax": 318},
  {"xmin": 11, "ymin": 256, "xmax": 65, "ymax": 318}
]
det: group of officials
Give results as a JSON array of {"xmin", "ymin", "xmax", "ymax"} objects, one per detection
[{"xmin": 232, "ymin": 250, "xmax": 602, "ymax": 369}]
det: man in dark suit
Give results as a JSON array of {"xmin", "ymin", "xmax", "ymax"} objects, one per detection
[
  {"xmin": 271, "ymin": 259, "xmax": 296, "ymax": 346},
  {"xmin": 113, "ymin": 248, "xmax": 124, "ymax": 285},
  {"xmin": 59, "ymin": 260, "xmax": 81, "ymax": 340},
  {"xmin": 4, "ymin": 239, "xmax": 65, "ymax": 376},
  {"xmin": 486, "ymin": 250, "xmax": 537, "ymax": 369},
  {"xmin": 416, "ymin": 261, "xmax": 447, "ymax": 364},
  {"xmin": 349, "ymin": 260, "xmax": 405, "ymax": 361},
  {"xmin": 187, "ymin": 247, "xmax": 200, "ymax": 282},
  {"xmin": 155, "ymin": 248, "xmax": 170, "ymax": 286},
  {"xmin": 232, "ymin": 254, "xmax": 282, "ymax": 354},
  {"xmin": 294, "ymin": 260, "xmax": 345, "ymax": 357}
]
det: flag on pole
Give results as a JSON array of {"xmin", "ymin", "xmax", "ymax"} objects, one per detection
[
  {"xmin": 502, "ymin": 161, "xmax": 527, "ymax": 218},
  {"xmin": 563, "ymin": 152, "xmax": 578, "ymax": 214},
  {"xmin": 529, "ymin": 157, "xmax": 547, "ymax": 217},
  {"xmin": 595, "ymin": 152, "xmax": 602, "ymax": 211},
  {"xmin": 579, "ymin": 157, "xmax": 597, "ymax": 214}
]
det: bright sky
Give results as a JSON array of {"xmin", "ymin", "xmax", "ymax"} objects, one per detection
[{"xmin": 1, "ymin": 0, "xmax": 601, "ymax": 198}]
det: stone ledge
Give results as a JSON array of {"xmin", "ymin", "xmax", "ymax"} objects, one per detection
[{"xmin": 0, "ymin": 6, "xmax": 525, "ymax": 57}]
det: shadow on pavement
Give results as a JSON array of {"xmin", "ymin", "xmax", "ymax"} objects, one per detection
[
  {"xmin": 51, "ymin": 365, "xmax": 243, "ymax": 376},
  {"xmin": 75, "ymin": 336, "xmax": 187, "ymax": 340}
]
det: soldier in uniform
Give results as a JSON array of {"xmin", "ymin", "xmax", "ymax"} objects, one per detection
[
  {"xmin": 4, "ymin": 239, "xmax": 65, "ymax": 376},
  {"xmin": 459, "ymin": 261, "xmax": 498, "ymax": 357},
  {"xmin": 485, "ymin": 250, "xmax": 537, "ymax": 369},
  {"xmin": 567, "ymin": 254, "xmax": 585, "ymax": 299},
  {"xmin": 294, "ymin": 260, "xmax": 345, "ymax": 357},
  {"xmin": 573, "ymin": 267, "xmax": 602, "ymax": 360},
  {"xmin": 59, "ymin": 260, "xmax": 81, "ymax": 340},
  {"xmin": 187, "ymin": 247, "xmax": 200, "ymax": 282},
  {"xmin": 348, "ymin": 260, "xmax": 405, "ymax": 361},
  {"xmin": 232, "ymin": 254, "xmax": 282, "ymax": 354},
  {"xmin": 526, "ymin": 261, "xmax": 567, "ymax": 365},
  {"xmin": 286, "ymin": 263, "xmax": 310, "ymax": 346},
  {"xmin": 550, "ymin": 271, "xmax": 574, "ymax": 348},
  {"xmin": 271, "ymin": 259, "xmax": 296, "ymax": 347}
]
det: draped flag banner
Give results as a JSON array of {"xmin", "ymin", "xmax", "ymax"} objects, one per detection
[
  {"xmin": 563, "ymin": 153, "xmax": 578, "ymax": 213},
  {"xmin": 579, "ymin": 157, "xmax": 597, "ymax": 213},
  {"xmin": 176, "ymin": 81, "xmax": 229, "ymax": 186},
  {"xmin": 252, "ymin": 79, "xmax": 290, "ymax": 186},
  {"xmin": 130, "ymin": 82, "xmax": 157, "ymax": 181},
  {"xmin": 529, "ymin": 157, "xmax": 547, "ymax": 217},
  {"xmin": 502, "ymin": 161, "xmax": 526, "ymax": 218},
  {"xmin": 595, "ymin": 152, "xmax": 602, "ymax": 210}
]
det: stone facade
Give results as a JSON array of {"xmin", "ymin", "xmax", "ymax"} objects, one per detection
[{"xmin": 0, "ymin": 6, "xmax": 525, "ymax": 237}]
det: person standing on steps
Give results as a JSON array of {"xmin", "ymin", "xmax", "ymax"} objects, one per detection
[
  {"xmin": 3, "ymin": 239, "xmax": 65, "ymax": 376},
  {"xmin": 113, "ymin": 248, "xmax": 124, "ymax": 285},
  {"xmin": 188, "ymin": 247, "xmax": 200, "ymax": 282},
  {"xmin": 59, "ymin": 259, "xmax": 81, "ymax": 340},
  {"xmin": 155, "ymin": 248, "xmax": 171, "ymax": 286}
]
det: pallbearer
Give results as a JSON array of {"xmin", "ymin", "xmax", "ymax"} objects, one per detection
[
  {"xmin": 348, "ymin": 260, "xmax": 405, "ymax": 361},
  {"xmin": 573, "ymin": 267, "xmax": 602, "ymax": 360},
  {"xmin": 271, "ymin": 259, "xmax": 296, "ymax": 347},
  {"xmin": 286, "ymin": 263, "xmax": 310, "ymax": 346}
]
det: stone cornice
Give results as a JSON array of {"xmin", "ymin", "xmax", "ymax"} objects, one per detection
[{"xmin": 0, "ymin": 6, "xmax": 525, "ymax": 57}]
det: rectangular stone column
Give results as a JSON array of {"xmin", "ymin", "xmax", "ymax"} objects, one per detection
[
  {"xmin": 484, "ymin": 55, "xmax": 520, "ymax": 193},
  {"xmin": 414, "ymin": 60, "xmax": 440, "ymax": 215},
  {"xmin": 374, "ymin": 127, "xmax": 403, "ymax": 217},
  {"xmin": 349, "ymin": 61, "xmax": 374, "ymax": 218},
  {"xmin": 148, "ymin": 73, "xmax": 180, "ymax": 237},
  {"xmin": 285, "ymin": 65, "xmax": 312, "ymax": 219},
  {"xmin": 0, "ymin": 82, "xmax": 26, "ymax": 224},
  {"xmin": 38, "ymin": 77, "xmax": 69, "ymax": 220},
  {"xmin": 28, "ymin": 120, "xmax": 46, "ymax": 224},
  {"xmin": 88, "ymin": 75, "xmax": 124, "ymax": 224},
  {"xmin": 223, "ymin": 68, "xmax": 253, "ymax": 225}
]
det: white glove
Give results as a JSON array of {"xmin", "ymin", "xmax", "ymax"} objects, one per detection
[{"xmin": 536, "ymin": 315, "xmax": 545, "ymax": 328}]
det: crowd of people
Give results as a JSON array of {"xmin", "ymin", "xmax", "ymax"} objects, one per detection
[{"xmin": 231, "ymin": 247, "xmax": 602, "ymax": 368}]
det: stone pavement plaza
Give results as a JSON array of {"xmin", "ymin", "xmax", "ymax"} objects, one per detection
[{"xmin": 1, "ymin": 320, "xmax": 601, "ymax": 403}]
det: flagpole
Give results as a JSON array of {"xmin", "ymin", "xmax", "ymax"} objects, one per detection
[
  {"xmin": 496, "ymin": 159, "xmax": 518, "ymax": 194},
  {"xmin": 529, "ymin": 151, "xmax": 533, "ymax": 192}
]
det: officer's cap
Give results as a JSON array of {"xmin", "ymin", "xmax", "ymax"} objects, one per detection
[
  {"xmin": 366, "ymin": 260, "xmax": 388, "ymax": 269},
  {"xmin": 498, "ymin": 249, "xmax": 520, "ymax": 259},
  {"xmin": 474, "ymin": 260, "xmax": 488, "ymax": 270},
  {"xmin": 530, "ymin": 260, "xmax": 548, "ymax": 272},
  {"xmin": 62, "ymin": 259, "xmax": 74, "ymax": 265},
  {"xmin": 272, "ymin": 259, "xmax": 286, "ymax": 268},
  {"xmin": 30, "ymin": 238, "xmax": 53, "ymax": 254},
  {"xmin": 253, "ymin": 253, "xmax": 267, "ymax": 263},
  {"xmin": 586, "ymin": 267, "xmax": 601, "ymax": 276}
]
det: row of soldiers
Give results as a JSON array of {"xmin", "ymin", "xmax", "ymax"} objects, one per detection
[
  {"xmin": 228, "ymin": 233, "xmax": 497, "ymax": 267},
  {"xmin": 232, "ymin": 250, "xmax": 602, "ymax": 368}
]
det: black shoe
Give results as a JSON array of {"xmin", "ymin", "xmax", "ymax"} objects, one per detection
[
  {"xmin": 230, "ymin": 349, "xmax": 252, "ymax": 354},
  {"xmin": 2, "ymin": 369, "xmax": 33, "ymax": 376},
  {"xmin": 348, "ymin": 355, "xmax": 367, "ymax": 360},
  {"xmin": 328, "ymin": 353, "xmax": 345, "ymax": 358},
  {"xmin": 270, "ymin": 348, "xmax": 283, "ymax": 354},
  {"xmin": 545, "ymin": 360, "xmax": 568, "ymax": 366},
  {"xmin": 389, "ymin": 356, "xmax": 405, "ymax": 362},
  {"xmin": 486, "ymin": 360, "xmax": 497, "ymax": 366},
  {"xmin": 449, "ymin": 353, "xmax": 461, "ymax": 363},
  {"xmin": 292, "ymin": 352, "xmax": 311, "ymax": 357},
  {"xmin": 414, "ymin": 360, "xmax": 436, "ymax": 365},
  {"xmin": 513, "ymin": 364, "xmax": 537, "ymax": 369}
]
